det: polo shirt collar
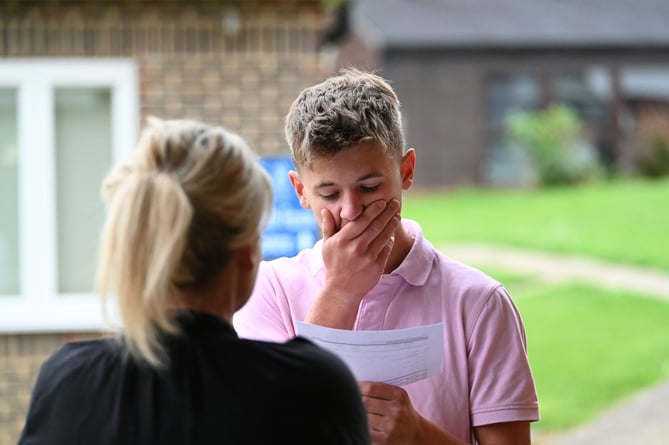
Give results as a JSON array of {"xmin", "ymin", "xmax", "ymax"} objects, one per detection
[{"xmin": 390, "ymin": 219, "xmax": 433, "ymax": 286}]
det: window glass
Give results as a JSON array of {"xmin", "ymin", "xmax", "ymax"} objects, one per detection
[
  {"xmin": 485, "ymin": 74, "xmax": 540, "ymax": 184},
  {"xmin": 487, "ymin": 73, "xmax": 541, "ymax": 128},
  {"xmin": 554, "ymin": 71, "xmax": 608, "ymax": 124},
  {"xmin": 553, "ymin": 69, "xmax": 613, "ymax": 169},
  {"xmin": 55, "ymin": 89, "xmax": 112, "ymax": 293},
  {"xmin": 619, "ymin": 67, "xmax": 669, "ymax": 174},
  {"xmin": 620, "ymin": 66, "xmax": 669, "ymax": 139},
  {"xmin": 0, "ymin": 89, "xmax": 19, "ymax": 295}
]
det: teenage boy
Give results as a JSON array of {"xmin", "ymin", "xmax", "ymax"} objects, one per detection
[{"xmin": 234, "ymin": 69, "xmax": 539, "ymax": 445}]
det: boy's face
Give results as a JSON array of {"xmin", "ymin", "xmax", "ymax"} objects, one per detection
[{"xmin": 289, "ymin": 142, "xmax": 415, "ymax": 232}]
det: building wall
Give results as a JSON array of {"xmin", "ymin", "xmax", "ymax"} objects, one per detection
[
  {"xmin": 359, "ymin": 47, "xmax": 669, "ymax": 188},
  {"xmin": 0, "ymin": 1, "xmax": 330, "ymax": 442},
  {"xmin": 0, "ymin": 0, "xmax": 330, "ymax": 154},
  {"xmin": 383, "ymin": 55, "xmax": 484, "ymax": 188}
]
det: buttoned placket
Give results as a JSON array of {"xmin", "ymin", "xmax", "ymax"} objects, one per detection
[{"xmin": 354, "ymin": 274, "xmax": 403, "ymax": 330}]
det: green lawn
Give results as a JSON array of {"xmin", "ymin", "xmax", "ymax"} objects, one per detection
[
  {"xmin": 402, "ymin": 179, "xmax": 669, "ymax": 432},
  {"xmin": 403, "ymin": 178, "xmax": 669, "ymax": 271},
  {"xmin": 492, "ymin": 269, "xmax": 669, "ymax": 431}
]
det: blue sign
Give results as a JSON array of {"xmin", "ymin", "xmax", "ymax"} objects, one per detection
[{"xmin": 259, "ymin": 156, "xmax": 320, "ymax": 260}]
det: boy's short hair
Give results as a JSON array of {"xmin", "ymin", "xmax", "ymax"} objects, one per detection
[{"xmin": 285, "ymin": 68, "xmax": 406, "ymax": 169}]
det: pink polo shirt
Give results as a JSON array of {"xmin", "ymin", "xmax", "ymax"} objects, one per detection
[{"xmin": 233, "ymin": 219, "xmax": 539, "ymax": 443}]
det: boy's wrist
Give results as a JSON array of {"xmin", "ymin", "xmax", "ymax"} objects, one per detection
[{"xmin": 305, "ymin": 286, "xmax": 363, "ymax": 329}]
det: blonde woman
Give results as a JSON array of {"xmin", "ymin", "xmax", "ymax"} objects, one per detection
[{"xmin": 19, "ymin": 118, "xmax": 370, "ymax": 445}]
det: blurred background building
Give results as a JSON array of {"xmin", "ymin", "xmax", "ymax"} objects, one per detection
[
  {"xmin": 1, "ymin": 0, "xmax": 669, "ymax": 442},
  {"xmin": 335, "ymin": 0, "xmax": 669, "ymax": 187}
]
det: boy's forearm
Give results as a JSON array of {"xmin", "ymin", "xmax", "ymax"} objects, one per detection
[
  {"xmin": 304, "ymin": 287, "xmax": 361, "ymax": 329},
  {"xmin": 415, "ymin": 416, "xmax": 469, "ymax": 445}
]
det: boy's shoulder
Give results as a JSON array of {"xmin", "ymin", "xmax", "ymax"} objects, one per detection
[{"xmin": 406, "ymin": 221, "xmax": 501, "ymax": 288}]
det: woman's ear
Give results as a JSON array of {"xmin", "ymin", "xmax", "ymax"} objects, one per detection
[
  {"xmin": 236, "ymin": 244, "xmax": 256, "ymax": 272},
  {"xmin": 288, "ymin": 170, "xmax": 311, "ymax": 209},
  {"xmin": 401, "ymin": 149, "xmax": 416, "ymax": 190}
]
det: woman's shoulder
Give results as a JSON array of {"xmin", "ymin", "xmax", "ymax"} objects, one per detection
[
  {"xmin": 248, "ymin": 336, "xmax": 356, "ymax": 385},
  {"xmin": 241, "ymin": 336, "xmax": 365, "ymax": 410},
  {"xmin": 23, "ymin": 337, "xmax": 121, "ymax": 422},
  {"xmin": 38, "ymin": 337, "xmax": 120, "ymax": 385}
]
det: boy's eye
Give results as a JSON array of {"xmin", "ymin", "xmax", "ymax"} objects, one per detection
[
  {"xmin": 320, "ymin": 192, "xmax": 339, "ymax": 200},
  {"xmin": 360, "ymin": 185, "xmax": 380, "ymax": 193}
]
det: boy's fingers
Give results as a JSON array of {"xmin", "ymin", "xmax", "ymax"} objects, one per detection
[
  {"xmin": 372, "ymin": 212, "xmax": 401, "ymax": 257},
  {"xmin": 336, "ymin": 199, "xmax": 386, "ymax": 240},
  {"xmin": 366, "ymin": 199, "xmax": 400, "ymax": 241},
  {"xmin": 339, "ymin": 199, "xmax": 399, "ymax": 241},
  {"xmin": 320, "ymin": 208, "xmax": 337, "ymax": 239}
]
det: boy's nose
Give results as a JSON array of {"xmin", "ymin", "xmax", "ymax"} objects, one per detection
[{"xmin": 339, "ymin": 195, "xmax": 364, "ymax": 222}]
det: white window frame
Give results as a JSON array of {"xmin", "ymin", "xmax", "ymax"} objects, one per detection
[{"xmin": 0, "ymin": 59, "xmax": 138, "ymax": 333}]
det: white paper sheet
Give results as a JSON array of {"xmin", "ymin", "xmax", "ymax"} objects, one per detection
[{"xmin": 296, "ymin": 322, "xmax": 444, "ymax": 386}]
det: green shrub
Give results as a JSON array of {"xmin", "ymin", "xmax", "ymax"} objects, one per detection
[
  {"xmin": 507, "ymin": 105, "xmax": 603, "ymax": 186},
  {"xmin": 635, "ymin": 135, "xmax": 669, "ymax": 178}
]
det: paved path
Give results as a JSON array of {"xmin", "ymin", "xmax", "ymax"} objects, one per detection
[
  {"xmin": 443, "ymin": 243, "xmax": 669, "ymax": 301},
  {"xmin": 440, "ymin": 243, "xmax": 669, "ymax": 445},
  {"xmin": 540, "ymin": 378, "xmax": 669, "ymax": 445}
]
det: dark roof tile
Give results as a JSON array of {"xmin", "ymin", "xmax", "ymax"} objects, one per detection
[{"xmin": 352, "ymin": 0, "xmax": 669, "ymax": 48}]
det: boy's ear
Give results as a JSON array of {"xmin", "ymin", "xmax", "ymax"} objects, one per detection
[
  {"xmin": 401, "ymin": 148, "xmax": 416, "ymax": 190},
  {"xmin": 288, "ymin": 170, "xmax": 311, "ymax": 209}
]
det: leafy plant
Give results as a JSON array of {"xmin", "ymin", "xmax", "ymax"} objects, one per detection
[
  {"xmin": 507, "ymin": 105, "xmax": 603, "ymax": 186},
  {"xmin": 635, "ymin": 135, "xmax": 669, "ymax": 178}
]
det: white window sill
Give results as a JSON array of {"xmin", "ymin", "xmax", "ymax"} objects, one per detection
[{"xmin": 0, "ymin": 296, "xmax": 118, "ymax": 334}]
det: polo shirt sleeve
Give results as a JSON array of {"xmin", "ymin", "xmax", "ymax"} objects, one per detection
[
  {"xmin": 233, "ymin": 261, "xmax": 297, "ymax": 342},
  {"xmin": 467, "ymin": 285, "xmax": 540, "ymax": 426}
]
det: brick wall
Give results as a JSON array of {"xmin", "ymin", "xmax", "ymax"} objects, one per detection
[
  {"xmin": 0, "ymin": 1, "xmax": 331, "ymax": 443},
  {"xmin": 0, "ymin": 0, "xmax": 331, "ymax": 154},
  {"xmin": 138, "ymin": 52, "xmax": 326, "ymax": 155},
  {"xmin": 0, "ymin": 332, "xmax": 104, "ymax": 444}
]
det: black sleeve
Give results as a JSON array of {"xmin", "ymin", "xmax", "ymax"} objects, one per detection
[
  {"xmin": 18, "ymin": 347, "xmax": 73, "ymax": 445},
  {"xmin": 289, "ymin": 337, "xmax": 372, "ymax": 445},
  {"xmin": 18, "ymin": 342, "xmax": 107, "ymax": 445}
]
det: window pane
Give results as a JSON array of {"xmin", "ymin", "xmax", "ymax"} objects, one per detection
[
  {"xmin": 485, "ymin": 74, "xmax": 540, "ymax": 184},
  {"xmin": 553, "ymin": 69, "xmax": 613, "ymax": 169},
  {"xmin": 0, "ymin": 89, "xmax": 20, "ymax": 295},
  {"xmin": 554, "ymin": 71, "xmax": 609, "ymax": 124},
  {"xmin": 620, "ymin": 66, "xmax": 669, "ymax": 175},
  {"xmin": 620, "ymin": 66, "xmax": 669, "ymax": 140},
  {"xmin": 487, "ymin": 73, "xmax": 541, "ymax": 128},
  {"xmin": 55, "ymin": 89, "xmax": 111, "ymax": 293}
]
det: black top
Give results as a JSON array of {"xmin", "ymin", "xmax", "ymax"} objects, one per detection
[{"xmin": 19, "ymin": 312, "xmax": 371, "ymax": 445}]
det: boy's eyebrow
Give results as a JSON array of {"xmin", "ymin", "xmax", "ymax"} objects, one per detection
[
  {"xmin": 313, "ymin": 172, "xmax": 383, "ymax": 189},
  {"xmin": 314, "ymin": 180, "xmax": 336, "ymax": 190}
]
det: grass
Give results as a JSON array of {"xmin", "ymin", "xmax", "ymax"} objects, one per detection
[
  {"xmin": 494, "ymin": 268, "xmax": 669, "ymax": 431},
  {"xmin": 507, "ymin": 274, "xmax": 669, "ymax": 431},
  {"xmin": 518, "ymin": 285, "xmax": 669, "ymax": 431},
  {"xmin": 402, "ymin": 179, "xmax": 669, "ymax": 432},
  {"xmin": 403, "ymin": 178, "xmax": 669, "ymax": 271}
]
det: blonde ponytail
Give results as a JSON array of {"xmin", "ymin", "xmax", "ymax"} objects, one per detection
[
  {"xmin": 96, "ymin": 117, "xmax": 273, "ymax": 368},
  {"xmin": 97, "ymin": 169, "xmax": 192, "ymax": 367}
]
